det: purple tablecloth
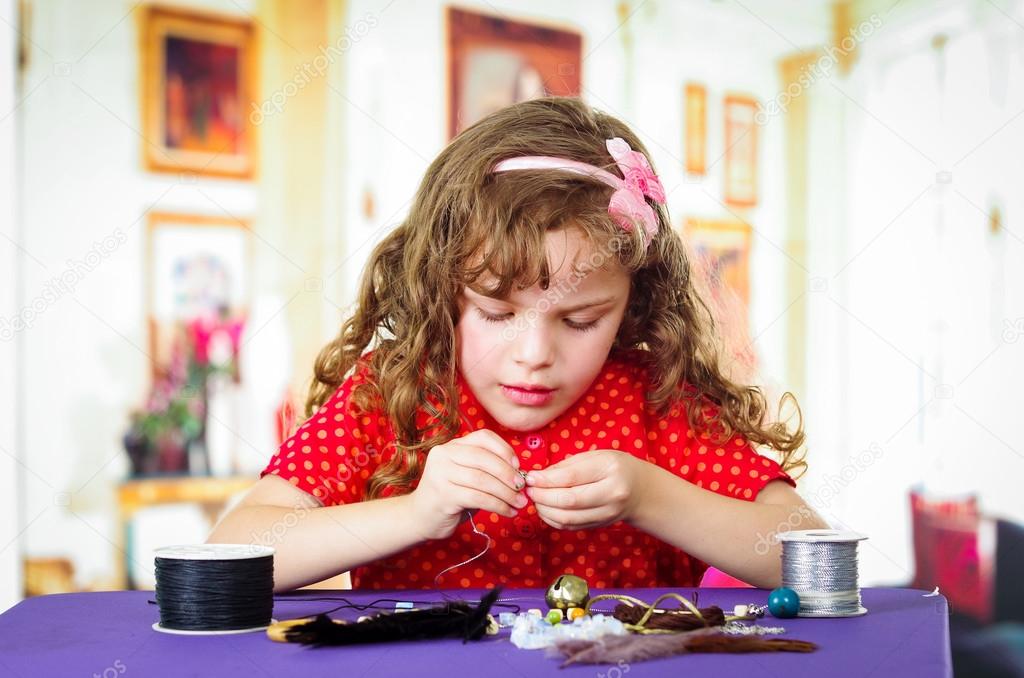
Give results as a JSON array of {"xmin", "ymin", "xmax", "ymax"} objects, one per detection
[{"xmin": 0, "ymin": 587, "xmax": 950, "ymax": 677}]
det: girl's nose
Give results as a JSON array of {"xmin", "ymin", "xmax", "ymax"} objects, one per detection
[{"xmin": 511, "ymin": 321, "xmax": 555, "ymax": 370}]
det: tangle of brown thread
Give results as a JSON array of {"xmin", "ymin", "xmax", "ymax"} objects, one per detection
[{"xmin": 612, "ymin": 603, "xmax": 726, "ymax": 631}]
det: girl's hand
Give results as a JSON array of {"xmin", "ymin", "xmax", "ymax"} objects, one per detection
[
  {"xmin": 524, "ymin": 450, "xmax": 649, "ymax": 530},
  {"xmin": 408, "ymin": 429, "xmax": 528, "ymax": 541}
]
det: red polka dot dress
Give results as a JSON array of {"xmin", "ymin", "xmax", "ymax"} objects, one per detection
[{"xmin": 260, "ymin": 349, "xmax": 795, "ymax": 590}]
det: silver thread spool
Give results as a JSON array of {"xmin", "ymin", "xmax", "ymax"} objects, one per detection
[{"xmin": 779, "ymin": 529, "xmax": 868, "ymax": 617}]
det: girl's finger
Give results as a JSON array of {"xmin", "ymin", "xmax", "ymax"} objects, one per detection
[
  {"xmin": 526, "ymin": 478, "xmax": 610, "ymax": 511},
  {"xmin": 526, "ymin": 454, "xmax": 607, "ymax": 488},
  {"xmin": 449, "ymin": 443, "xmax": 525, "ymax": 492},
  {"xmin": 449, "ymin": 463, "xmax": 526, "ymax": 511},
  {"xmin": 533, "ymin": 502, "xmax": 613, "ymax": 531},
  {"xmin": 452, "ymin": 486, "xmax": 522, "ymax": 519},
  {"xmin": 460, "ymin": 429, "xmax": 520, "ymax": 470}
]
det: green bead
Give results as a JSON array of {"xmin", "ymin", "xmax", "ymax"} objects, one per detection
[
  {"xmin": 546, "ymin": 608, "xmax": 564, "ymax": 624},
  {"xmin": 768, "ymin": 587, "xmax": 800, "ymax": 618}
]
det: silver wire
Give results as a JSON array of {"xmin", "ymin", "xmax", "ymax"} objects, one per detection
[{"xmin": 781, "ymin": 539, "xmax": 866, "ymax": 617}]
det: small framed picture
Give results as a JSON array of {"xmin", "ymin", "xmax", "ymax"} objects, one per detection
[
  {"xmin": 683, "ymin": 217, "xmax": 756, "ymax": 374},
  {"xmin": 447, "ymin": 7, "xmax": 582, "ymax": 139},
  {"xmin": 145, "ymin": 212, "xmax": 252, "ymax": 373},
  {"xmin": 723, "ymin": 95, "xmax": 759, "ymax": 207},
  {"xmin": 140, "ymin": 6, "xmax": 257, "ymax": 178},
  {"xmin": 684, "ymin": 83, "xmax": 707, "ymax": 175},
  {"xmin": 684, "ymin": 217, "xmax": 752, "ymax": 310}
]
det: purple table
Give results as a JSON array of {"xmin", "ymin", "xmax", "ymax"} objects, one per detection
[{"xmin": 0, "ymin": 587, "xmax": 950, "ymax": 677}]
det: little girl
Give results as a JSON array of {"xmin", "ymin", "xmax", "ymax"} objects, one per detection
[{"xmin": 210, "ymin": 96, "xmax": 827, "ymax": 592}]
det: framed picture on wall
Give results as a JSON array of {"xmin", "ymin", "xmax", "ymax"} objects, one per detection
[
  {"xmin": 447, "ymin": 7, "xmax": 582, "ymax": 139},
  {"xmin": 684, "ymin": 83, "xmax": 706, "ymax": 175},
  {"xmin": 683, "ymin": 217, "xmax": 756, "ymax": 371},
  {"xmin": 723, "ymin": 95, "xmax": 758, "ymax": 207},
  {"xmin": 145, "ymin": 212, "xmax": 253, "ymax": 375},
  {"xmin": 140, "ymin": 6, "xmax": 258, "ymax": 178}
]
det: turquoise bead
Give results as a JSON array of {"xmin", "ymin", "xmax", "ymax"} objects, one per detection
[{"xmin": 768, "ymin": 587, "xmax": 800, "ymax": 618}]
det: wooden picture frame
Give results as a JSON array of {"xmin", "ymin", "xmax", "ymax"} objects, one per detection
[
  {"xmin": 446, "ymin": 7, "xmax": 582, "ymax": 139},
  {"xmin": 723, "ymin": 95, "xmax": 758, "ymax": 207},
  {"xmin": 145, "ymin": 212, "xmax": 253, "ymax": 375},
  {"xmin": 684, "ymin": 83, "xmax": 707, "ymax": 175},
  {"xmin": 140, "ymin": 6, "xmax": 258, "ymax": 179}
]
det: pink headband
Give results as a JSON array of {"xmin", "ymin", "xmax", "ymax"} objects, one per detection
[{"xmin": 491, "ymin": 137, "xmax": 666, "ymax": 247}]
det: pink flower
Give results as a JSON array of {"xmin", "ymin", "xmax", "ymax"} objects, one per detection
[
  {"xmin": 605, "ymin": 138, "xmax": 666, "ymax": 242},
  {"xmin": 606, "ymin": 138, "xmax": 666, "ymax": 203}
]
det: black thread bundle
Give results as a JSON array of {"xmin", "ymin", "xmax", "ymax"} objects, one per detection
[
  {"xmin": 154, "ymin": 545, "xmax": 275, "ymax": 632},
  {"xmin": 281, "ymin": 587, "xmax": 502, "ymax": 647}
]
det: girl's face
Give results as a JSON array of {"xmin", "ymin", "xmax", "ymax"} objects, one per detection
[{"xmin": 456, "ymin": 227, "xmax": 632, "ymax": 432}]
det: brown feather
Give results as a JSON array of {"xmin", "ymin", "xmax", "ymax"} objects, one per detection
[{"xmin": 552, "ymin": 628, "xmax": 818, "ymax": 666}]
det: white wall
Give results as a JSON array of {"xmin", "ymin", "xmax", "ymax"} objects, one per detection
[
  {"xmin": 16, "ymin": 0, "xmax": 263, "ymax": 590},
  {"xmin": 804, "ymin": 0, "xmax": 1024, "ymax": 584},
  {"xmin": 1, "ymin": 0, "xmax": 23, "ymax": 609}
]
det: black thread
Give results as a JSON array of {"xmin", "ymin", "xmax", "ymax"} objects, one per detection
[{"xmin": 154, "ymin": 555, "xmax": 274, "ymax": 631}]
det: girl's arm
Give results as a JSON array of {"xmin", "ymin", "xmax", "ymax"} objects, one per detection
[
  {"xmin": 629, "ymin": 465, "xmax": 830, "ymax": 588},
  {"xmin": 207, "ymin": 474, "xmax": 423, "ymax": 592}
]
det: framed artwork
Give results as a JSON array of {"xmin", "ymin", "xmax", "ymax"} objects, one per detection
[
  {"xmin": 145, "ymin": 212, "xmax": 253, "ymax": 373},
  {"xmin": 140, "ymin": 6, "xmax": 258, "ymax": 178},
  {"xmin": 684, "ymin": 83, "xmax": 706, "ymax": 175},
  {"xmin": 723, "ymin": 95, "xmax": 758, "ymax": 207},
  {"xmin": 447, "ymin": 7, "xmax": 582, "ymax": 139},
  {"xmin": 684, "ymin": 217, "xmax": 756, "ymax": 371}
]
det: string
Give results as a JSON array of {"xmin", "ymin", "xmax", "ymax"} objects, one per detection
[
  {"xmin": 584, "ymin": 592, "xmax": 711, "ymax": 634},
  {"xmin": 425, "ymin": 411, "xmax": 532, "ymax": 606},
  {"xmin": 154, "ymin": 555, "xmax": 274, "ymax": 631},
  {"xmin": 433, "ymin": 509, "xmax": 493, "ymax": 601},
  {"xmin": 279, "ymin": 596, "xmax": 524, "ymax": 616}
]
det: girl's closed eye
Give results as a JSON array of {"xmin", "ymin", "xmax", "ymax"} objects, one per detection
[
  {"xmin": 475, "ymin": 307, "xmax": 512, "ymax": 323},
  {"xmin": 475, "ymin": 307, "xmax": 600, "ymax": 333}
]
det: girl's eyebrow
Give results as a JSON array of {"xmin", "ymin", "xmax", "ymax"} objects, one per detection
[
  {"xmin": 560, "ymin": 296, "xmax": 617, "ymax": 312},
  {"xmin": 468, "ymin": 288, "xmax": 617, "ymax": 313}
]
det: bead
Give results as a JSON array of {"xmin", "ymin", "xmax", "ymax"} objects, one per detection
[
  {"xmin": 546, "ymin": 608, "xmax": 564, "ymax": 624},
  {"xmin": 733, "ymin": 604, "xmax": 749, "ymax": 617},
  {"xmin": 567, "ymin": 607, "xmax": 587, "ymax": 621},
  {"xmin": 767, "ymin": 587, "xmax": 800, "ymax": 618},
  {"xmin": 498, "ymin": 612, "xmax": 517, "ymax": 627},
  {"xmin": 527, "ymin": 608, "xmax": 543, "ymax": 617}
]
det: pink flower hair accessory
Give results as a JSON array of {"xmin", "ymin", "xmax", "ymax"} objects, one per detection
[{"xmin": 491, "ymin": 137, "xmax": 666, "ymax": 247}]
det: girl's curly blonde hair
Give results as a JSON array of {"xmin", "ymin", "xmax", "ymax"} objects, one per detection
[{"xmin": 306, "ymin": 96, "xmax": 806, "ymax": 499}]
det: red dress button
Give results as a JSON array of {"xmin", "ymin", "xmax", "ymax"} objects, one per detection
[
  {"xmin": 513, "ymin": 516, "xmax": 536, "ymax": 538},
  {"xmin": 526, "ymin": 435, "xmax": 543, "ymax": 450}
]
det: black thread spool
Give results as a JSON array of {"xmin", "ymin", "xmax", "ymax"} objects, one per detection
[{"xmin": 153, "ymin": 544, "xmax": 276, "ymax": 635}]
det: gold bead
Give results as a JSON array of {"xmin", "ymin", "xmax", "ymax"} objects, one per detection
[{"xmin": 545, "ymin": 574, "xmax": 590, "ymax": 610}]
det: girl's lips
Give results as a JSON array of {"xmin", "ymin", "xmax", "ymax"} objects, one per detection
[{"xmin": 500, "ymin": 384, "xmax": 556, "ymax": 406}]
